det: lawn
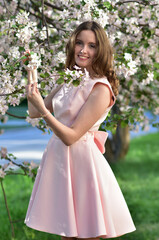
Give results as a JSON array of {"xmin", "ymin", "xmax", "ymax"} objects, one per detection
[{"xmin": 0, "ymin": 132, "xmax": 159, "ymax": 240}]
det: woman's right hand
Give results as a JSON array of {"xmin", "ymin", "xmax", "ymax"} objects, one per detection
[
  {"xmin": 27, "ymin": 68, "xmax": 37, "ymax": 84},
  {"xmin": 22, "ymin": 50, "xmax": 38, "ymax": 84},
  {"xmin": 27, "ymin": 70, "xmax": 32, "ymax": 85}
]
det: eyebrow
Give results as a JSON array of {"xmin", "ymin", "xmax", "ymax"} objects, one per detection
[{"xmin": 76, "ymin": 38, "xmax": 96, "ymax": 45}]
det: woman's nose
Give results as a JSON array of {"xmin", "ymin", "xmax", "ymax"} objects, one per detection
[{"xmin": 80, "ymin": 45, "xmax": 87, "ymax": 53}]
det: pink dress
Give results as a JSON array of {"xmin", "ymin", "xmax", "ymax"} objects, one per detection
[{"xmin": 25, "ymin": 77, "xmax": 136, "ymax": 238}]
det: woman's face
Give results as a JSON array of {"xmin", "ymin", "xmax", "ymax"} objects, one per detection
[{"xmin": 74, "ymin": 30, "xmax": 97, "ymax": 73}]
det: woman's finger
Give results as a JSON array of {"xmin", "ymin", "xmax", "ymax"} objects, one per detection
[
  {"xmin": 35, "ymin": 83, "xmax": 39, "ymax": 93},
  {"xmin": 31, "ymin": 82, "xmax": 37, "ymax": 94},
  {"xmin": 25, "ymin": 84, "xmax": 31, "ymax": 96},
  {"xmin": 27, "ymin": 70, "xmax": 32, "ymax": 84},
  {"xmin": 32, "ymin": 68, "xmax": 38, "ymax": 83}
]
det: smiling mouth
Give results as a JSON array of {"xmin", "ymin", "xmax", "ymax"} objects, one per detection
[{"xmin": 78, "ymin": 55, "xmax": 89, "ymax": 60}]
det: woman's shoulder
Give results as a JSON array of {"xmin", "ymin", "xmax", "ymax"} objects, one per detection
[
  {"xmin": 89, "ymin": 75, "xmax": 111, "ymax": 88},
  {"xmin": 88, "ymin": 76, "xmax": 116, "ymax": 103}
]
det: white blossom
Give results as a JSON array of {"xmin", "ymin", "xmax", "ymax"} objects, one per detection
[
  {"xmin": 26, "ymin": 116, "xmax": 41, "ymax": 127},
  {"xmin": 0, "ymin": 147, "xmax": 7, "ymax": 158},
  {"xmin": 0, "ymin": 169, "xmax": 6, "ymax": 178},
  {"xmin": 154, "ymin": 107, "xmax": 159, "ymax": 115},
  {"xmin": 39, "ymin": 26, "xmax": 50, "ymax": 40},
  {"xmin": 8, "ymin": 96, "xmax": 20, "ymax": 106},
  {"xmin": 26, "ymin": 52, "xmax": 41, "ymax": 69},
  {"xmin": 141, "ymin": 71, "xmax": 154, "ymax": 85},
  {"xmin": 56, "ymin": 51, "xmax": 66, "ymax": 64},
  {"xmin": 0, "ymin": 97, "xmax": 8, "ymax": 115},
  {"xmin": 124, "ymin": 53, "xmax": 132, "ymax": 61},
  {"xmin": 8, "ymin": 46, "xmax": 20, "ymax": 59},
  {"xmin": 29, "ymin": 161, "xmax": 38, "ymax": 170},
  {"xmin": 127, "ymin": 61, "xmax": 138, "ymax": 75},
  {"xmin": 0, "ymin": 0, "xmax": 159, "ymax": 135},
  {"xmin": 155, "ymin": 29, "xmax": 159, "ymax": 36},
  {"xmin": 15, "ymin": 11, "xmax": 29, "ymax": 25}
]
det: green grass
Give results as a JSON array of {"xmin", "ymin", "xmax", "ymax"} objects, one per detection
[
  {"xmin": 110, "ymin": 132, "xmax": 159, "ymax": 240},
  {"xmin": 0, "ymin": 132, "xmax": 159, "ymax": 240}
]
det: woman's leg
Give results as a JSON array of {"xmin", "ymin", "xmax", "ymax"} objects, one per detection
[
  {"xmin": 76, "ymin": 238, "xmax": 100, "ymax": 240},
  {"xmin": 61, "ymin": 237, "xmax": 76, "ymax": 240},
  {"xmin": 61, "ymin": 237, "xmax": 100, "ymax": 240}
]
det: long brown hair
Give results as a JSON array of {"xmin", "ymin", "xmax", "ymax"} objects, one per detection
[{"xmin": 65, "ymin": 21, "xmax": 119, "ymax": 96}]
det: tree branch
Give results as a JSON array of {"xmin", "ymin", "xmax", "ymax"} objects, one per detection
[
  {"xmin": 41, "ymin": 0, "xmax": 50, "ymax": 48},
  {"xmin": 2, "ymin": 0, "xmax": 13, "ymax": 15},
  {"xmin": 115, "ymin": 0, "xmax": 148, "ymax": 5},
  {"xmin": 18, "ymin": 5, "xmax": 67, "ymax": 32},
  {"xmin": 0, "ymin": 87, "xmax": 25, "ymax": 97},
  {"xmin": 5, "ymin": 157, "xmax": 28, "ymax": 175},
  {"xmin": 116, "ymin": 0, "xmax": 158, "ymax": 6},
  {"xmin": 42, "ymin": 0, "xmax": 45, "ymax": 26},
  {"xmin": 44, "ymin": 0, "xmax": 63, "ymax": 11},
  {"xmin": 0, "ymin": 180, "xmax": 15, "ymax": 238},
  {"xmin": 31, "ymin": 0, "xmax": 63, "ymax": 11},
  {"xmin": 6, "ymin": 111, "xmax": 26, "ymax": 119}
]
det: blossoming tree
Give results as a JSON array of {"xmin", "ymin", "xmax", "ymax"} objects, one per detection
[
  {"xmin": 0, "ymin": 0, "xmax": 159, "ymax": 166},
  {"xmin": 0, "ymin": 2, "xmax": 159, "ymax": 236}
]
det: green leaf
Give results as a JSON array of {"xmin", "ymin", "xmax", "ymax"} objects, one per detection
[
  {"xmin": 44, "ymin": 72, "xmax": 50, "ymax": 78},
  {"xmin": 152, "ymin": 122, "xmax": 159, "ymax": 128},
  {"xmin": 129, "ymin": 116, "xmax": 135, "ymax": 124},
  {"xmin": 56, "ymin": 77, "xmax": 64, "ymax": 84},
  {"xmin": 72, "ymin": 80, "xmax": 80, "ymax": 87},
  {"xmin": 121, "ymin": 121, "xmax": 128, "ymax": 128},
  {"xmin": 21, "ymin": 56, "xmax": 27, "ymax": 60},
  {"xmin": 19, "ymin": 46, "xmax": 25, "ymax": 52},
  {"xmin": 39, "ymin": 72, "xmax": 50, "ymax": 79},
  {"xmin": 103, "ymin": 1, "xmax": 112, "ymax": 10},
  {"xmin": 40, "ymin": 73, "xmax": 45, "ymax": 78},
  {"xmin": 24, "ymin": 60, "xmax": 29, "ymax": 65},
  {"xmin": 41, "ymin": 82, "xmax": 46, "ymax": 88},
  {"xmin": 12, "ymin": 24, "xmax": 17, "ymax": 28}
]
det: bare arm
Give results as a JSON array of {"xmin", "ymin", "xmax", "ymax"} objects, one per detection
[
  {"xmin": 27, "ymin": 69, "xmax": 63, "ymax": 118},
  {"xmin": 41, "ymin": 83, "xmax": 111, "ymax": 146}
]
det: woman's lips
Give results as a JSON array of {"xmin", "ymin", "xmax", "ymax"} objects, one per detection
[{"xmin": 78, "ymin": 55, "xmax": 89, "ymax": 60}]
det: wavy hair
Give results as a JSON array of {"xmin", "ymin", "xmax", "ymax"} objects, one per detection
[{"xmin": 65, "ymin": 21, "xmax": 119, "ymax": 96}]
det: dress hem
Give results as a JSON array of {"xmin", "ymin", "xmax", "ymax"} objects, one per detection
[{"xmin": 25, "ymin": 222, "xmax": 136, "ymax": 239}]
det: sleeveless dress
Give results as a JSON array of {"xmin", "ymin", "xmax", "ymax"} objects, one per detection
[{"xmin": 25, "ymin": 77, "xmax": 136, "ymax": 238}]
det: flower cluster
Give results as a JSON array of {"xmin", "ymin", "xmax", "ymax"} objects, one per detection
[
  {"xmin": 0, "ymin": 0, "xmax": 159, "ymax": 131},
  {"xmin": 23, "ymin": 50, "xmax": 41, "ymax": 70},
  {"xmin": 60, "ymin": 66, "xmax": 90, "ymax": 87},
  {"xmin": 0, "ymin": 147, "xmax": 38, "ymax": 180}
]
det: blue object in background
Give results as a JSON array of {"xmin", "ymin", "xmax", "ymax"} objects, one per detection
[{"xmin": 0, "ymin": 111, "xmax": 159, "ymax": 165}]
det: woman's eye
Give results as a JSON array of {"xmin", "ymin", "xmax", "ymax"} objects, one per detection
[
  {"xmin": 76, "ymin": 41, "xmax": 82, "ymax": 45},
  {"xmin": 90, "ymin": 44, "xmax": 96, "ymax": 48}
]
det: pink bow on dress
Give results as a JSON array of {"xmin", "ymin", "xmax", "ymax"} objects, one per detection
[{"xmin": 93, "ymin": 131, "xmax": 108, "ymax": 154}]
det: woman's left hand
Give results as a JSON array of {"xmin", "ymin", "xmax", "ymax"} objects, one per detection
[{"xmin": 25, "ymin": 83, "xmax": 47, "ymax": 115}]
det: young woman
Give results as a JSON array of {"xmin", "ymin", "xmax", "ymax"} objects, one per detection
[{"xmin": 24, "ymin": 21, "xmax": 136, "ymax": 239}]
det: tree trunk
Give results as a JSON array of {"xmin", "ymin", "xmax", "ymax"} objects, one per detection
[
  {"xmin": 103, "ymin": 105, "xmax": 130, "ymax": 162},
  {"xmin": 104, "ymin": 124, "xmax": 130, "ymax": 162}
]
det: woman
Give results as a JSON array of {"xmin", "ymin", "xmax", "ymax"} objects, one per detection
[{"xmin": 24, "ymin": 21, "xmax": 136, "ymax": 239}]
